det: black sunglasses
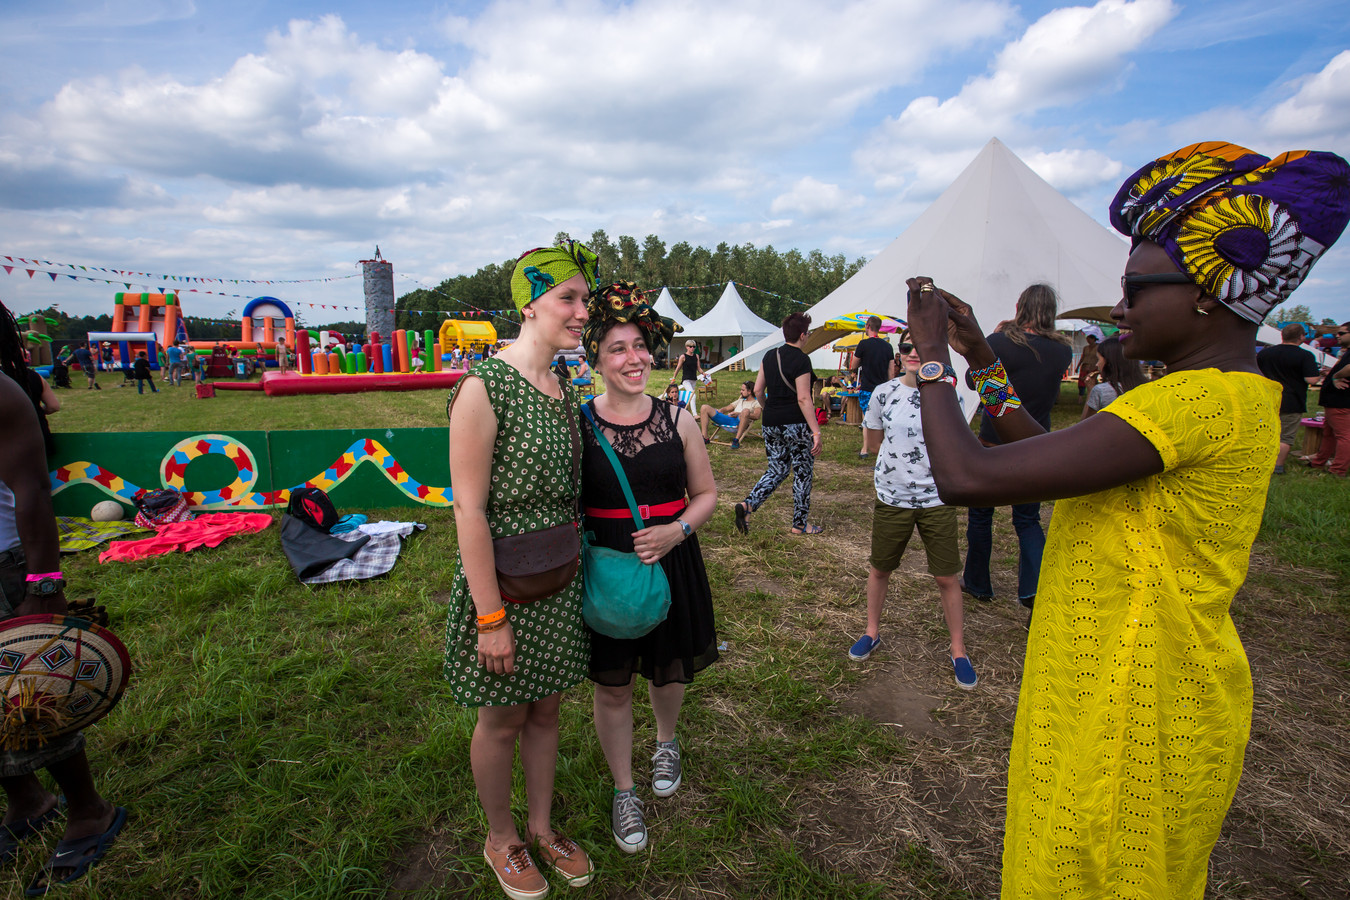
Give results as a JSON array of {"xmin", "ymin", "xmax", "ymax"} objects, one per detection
[
  {"xmin": 1120, "ymin": 273, "xmax": 1194, "ymax": 307},
  {"xmin": 897, "ymin": 342, "xmax": 914, "ymax": 354}
]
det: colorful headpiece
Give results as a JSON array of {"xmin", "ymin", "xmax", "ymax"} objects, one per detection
[
  {"xmin": 509, "ymin": 240, "xmax": 600, "ymax": 312},
  {"xmin": 581, "ymin": 281, "xmax": 682, "ymax": 364},
  {"xmin": 1109, "ymin": 141, "xmax": 1350, "ymax": 323}
]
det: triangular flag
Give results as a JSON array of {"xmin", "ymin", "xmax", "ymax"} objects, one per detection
[
  {"xmin": 48, "ymin": 272, "xmax": 58, "ymax": 280},
  {"xmin": 26, "ymin": 270, "xmax": 35, "ymax": 278},
  {"xmin": 1, "ymin": 266, "xmax": 10, "ymax": 275}
]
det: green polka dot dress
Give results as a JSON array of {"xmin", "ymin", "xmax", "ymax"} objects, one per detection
[{"xmin": 443, "ymin": 358, "xmax": 589, "ymax": 707}]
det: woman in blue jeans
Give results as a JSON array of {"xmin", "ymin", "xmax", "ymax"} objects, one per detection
[{"xmin": 960, "ymin": 284, "xmax": 1072, "ymax": 610}]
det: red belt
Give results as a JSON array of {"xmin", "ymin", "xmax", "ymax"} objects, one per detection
[{"xmin": 584, "ymin": 500, "xmax": 686, "ymax": 521}]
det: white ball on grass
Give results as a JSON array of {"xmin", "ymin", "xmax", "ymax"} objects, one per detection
[{"xmin": 90, "ymin": 501, "xmax": 125, "ymax": 522}]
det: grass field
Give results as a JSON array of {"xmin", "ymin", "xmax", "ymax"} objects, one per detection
[{"xmin": 15, "ymin": 369, "xmax": 1349, "ymax": 899}]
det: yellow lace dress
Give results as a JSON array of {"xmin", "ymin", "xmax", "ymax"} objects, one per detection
[{"xmin": 1002, "ymin": 369, "xmax": 1280, "ymax": 899}]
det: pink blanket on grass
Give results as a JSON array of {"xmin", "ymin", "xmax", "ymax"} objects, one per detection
[{"xmin": 99, "ymin": 513, "xmax": 273, "ymax": 563}]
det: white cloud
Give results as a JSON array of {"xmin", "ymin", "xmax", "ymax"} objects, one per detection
[
  {"xmin": 857, "ymin": 0, "xmax": 1176, "ymax": 192},
  {"xmin": 770, "ymin": 177, "xmax": 864, "ymax": 217},
  {"xmin": 1024, "ymin": 148, "xmax": 1123, "ymax": 193}
]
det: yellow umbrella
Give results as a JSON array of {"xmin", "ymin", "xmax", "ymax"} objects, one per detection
[{"xmin": 831, "ymin": 332, "xmax": 866, "ymax": 352}]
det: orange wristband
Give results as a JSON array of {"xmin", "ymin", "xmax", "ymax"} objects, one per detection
[{"xmin": 476, "ymin": 607, "xmax": 506, "ymax": 627}]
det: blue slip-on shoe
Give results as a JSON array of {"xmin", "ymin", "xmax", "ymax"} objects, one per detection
[
  {"xmin": 730, "ymin": 438, "xmax": 740, "ymax": 449},
  {"xmin": 952, "ymin": 656, "xmax": 978, "ymax": 690},
  {"xmin": 848, "ymin": 634, "xmax": 881, "ymax": 661}
]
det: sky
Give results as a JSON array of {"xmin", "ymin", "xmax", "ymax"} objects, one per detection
[{"xmin": 2, "ymin": 0, "xmax": 1349, "ymax": 327}]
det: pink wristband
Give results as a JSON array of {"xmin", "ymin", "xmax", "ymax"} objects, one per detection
[{"xmin": 25, "ymin": 572, "xmax": 63, "ymax": 582}]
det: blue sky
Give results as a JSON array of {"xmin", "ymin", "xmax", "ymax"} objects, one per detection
[{"xmin": 2, "ymin": 0, "xmax": 1348, "ymax": 325}]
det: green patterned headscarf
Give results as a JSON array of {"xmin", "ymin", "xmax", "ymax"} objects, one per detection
[
  {"xmin": 509, "ymin": 240, "xmax": 600, "ymax": 312},
  {"xmin": 582, "ymin": 281, "xmax": 682, "ymax": 365}
]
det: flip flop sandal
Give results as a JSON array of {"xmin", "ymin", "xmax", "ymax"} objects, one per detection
[
  {"xmin": 734, "ymin": 503, "xmax": 749, "ymax": 535},
  {"xmin": 26, "ymin": 806, "xmax": 126, "ymax": 896},
  {"xmin": 0, "ymin": 802, "xmax": 64, "ymax": 867},
  {"xmin": 790, "ymin": 525, "xmax": 824, "ymax": 535}
]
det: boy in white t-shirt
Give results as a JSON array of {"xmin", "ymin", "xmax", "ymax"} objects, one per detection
[{"xmin": 848, "ymin": 339, "xmax": 976, "ymax": 689}]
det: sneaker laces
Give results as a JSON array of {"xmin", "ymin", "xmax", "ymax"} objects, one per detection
[
  {"xmin": 652, "ymin": 744, "xmax": 679, "ymax": 782},
  {"xmin": 615, "ymin": 791, "xmax": 645, "ymax": 834},
  {"xmin": 544, "ymin": 833, "xmax": 577, "ymax": 857},
  {"xmin": 504, "ymin": 844, "xmax": 535, "ymax": 873}
]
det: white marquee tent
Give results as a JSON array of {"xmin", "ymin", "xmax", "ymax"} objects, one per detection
[
  {"xmin": 652, "ymin": 287, "xmax": 696, "ymax": 332},
  {"xmin": 679, "ymin": 282, "xmax": 777, "ymax": 368}
]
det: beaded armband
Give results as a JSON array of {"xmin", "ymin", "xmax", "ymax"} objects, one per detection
[{"xmin": 970, "ymin": 360, "xmax": 1022, "ymax": 418}]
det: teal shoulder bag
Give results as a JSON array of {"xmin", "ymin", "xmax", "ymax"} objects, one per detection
[{"xmin": 580, "ymin": 403, "xmax": 673, "ymax": 640}]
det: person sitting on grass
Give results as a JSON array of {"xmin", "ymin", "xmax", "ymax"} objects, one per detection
[
  {"xmin": 698, "ymin": 380, "xmax": 760, "ymax": 448},
  {"xmin": 132, "ymin": 351, "xmax": 157, "ymax": 394},
  {"xmin": 848, "ymin": 337, "xmax": 974, "ymax": 688},
  {"xmin": 0, "ymin": 302, "xmax": 126, "ymax": 895}
]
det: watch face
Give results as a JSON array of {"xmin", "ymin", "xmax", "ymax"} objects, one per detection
[{"xmin": 919, "ymin": 361, "xmax": 944, "ymax": 380}]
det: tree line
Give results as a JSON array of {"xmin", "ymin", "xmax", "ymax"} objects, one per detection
[{"xmin": 393, "ymin": 232, "xmax": 868, "ymax": 339}]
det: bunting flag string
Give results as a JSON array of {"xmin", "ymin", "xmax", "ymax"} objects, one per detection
[
  {"xmin": 0, "ymin": 254, "xmax": 360, "ymax": 288},
  {"xmin": 668, "ymin": 280, "xmax": 811, "ymax": 307},
  {"xmin": 395, "ymin": 274, "xmax": 521, "ymax": 325}
]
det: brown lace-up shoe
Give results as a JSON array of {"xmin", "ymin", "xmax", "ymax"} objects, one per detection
[
  {"xmin": 483, "ymin": 841, "xmax": 549, "ymax": 900},
  {"xmin": 531, "ymin": 831, "xmax": 594, "ymax": 887}
]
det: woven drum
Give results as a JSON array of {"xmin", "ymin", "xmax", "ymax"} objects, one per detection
[{"xmin": 0, "ymin": 615, "xmax": 131, "ymax": 750}]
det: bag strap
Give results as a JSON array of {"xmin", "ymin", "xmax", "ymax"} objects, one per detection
[
  {"xmin": 581, "ymin": 403, "xmax": 646, "ymax": 531},
  {"xmin": 556, "ymin": 373, "xmax": 582, "ymax": 519},
  {"xmin": 773, "ymin": 348, "xmax": 794, "ymax": 394}
]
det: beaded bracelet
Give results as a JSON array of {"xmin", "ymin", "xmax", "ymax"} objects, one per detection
[
  {"xmin": 970, "ymin": 359, "xmax": 1022, "ymax": 418},
  {"xmin": 477, "ymin": 607, "xmax": 506, "ymax": 627}
]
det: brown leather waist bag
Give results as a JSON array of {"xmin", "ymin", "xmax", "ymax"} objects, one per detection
[{"xmin": 493, "ymin": 523, "xmax": 580, "ymax": 603}]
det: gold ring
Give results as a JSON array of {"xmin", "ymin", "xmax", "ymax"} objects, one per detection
[{"xmin": 919, "ymin": 283, "xmax": 935, "ymax": 293}]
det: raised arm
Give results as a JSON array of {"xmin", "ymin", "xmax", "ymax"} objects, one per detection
[{"xmin": 906, "ymin": 278, "xmax": 1163, "ymax": 506}]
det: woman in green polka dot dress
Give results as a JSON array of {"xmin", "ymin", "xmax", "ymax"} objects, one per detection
[{"xmin": 445, "ymin": 241, "xmax": 598, "ymax": 896}]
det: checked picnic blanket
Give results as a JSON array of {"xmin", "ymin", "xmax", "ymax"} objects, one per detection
[
  {"xmin": 58, "ymin": 517, "xmax": 148, "ymax": 554},
  {"xmin": 302, "ymin": 522, "xmax": 426, "ymax": 585}
]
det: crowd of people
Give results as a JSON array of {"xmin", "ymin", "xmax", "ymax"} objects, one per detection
[
  {"xmin": 441, "ymin": 141, "xmax": 1350, "ymax": 900},
  {"xmin": 2, "ymin": 140, "xmax": 1347, "ymax": 899}
]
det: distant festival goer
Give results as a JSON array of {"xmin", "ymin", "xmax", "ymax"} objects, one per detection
[
  {"xmin": 444, "ymin": 240, "xmax": 598, "ymax": 899},
  {"xmin": 1079, "ymin": 335, "xmax": 1144, "ymax": 420},
  {"xmin": 734, "ymin": 312, "xmax": 822, "ymax": 536},
  {"xmin": 1304, "ymin": 321, "xmax": 1350, "ymax": 477},
  {"xmin": 1256, "ymin": 323, "xmax": 1321, "ymax": 473},
  {"xmin": 959, "ymin": 283, "xmax": 1072, "ymax": 612},
  {"xmin": 669, "ymin": 339, "xmax": 702, "ymax": 396},
  {"xmin": 848, "ymin": 315, "xmax": 894, "ymax": 458},
  {"xmin": 578, "ymin": 281, "xmax": 716, "ymax": 856},
  {"xmin": 906, "ymin": 142, "xmax": 1350, "ymax": 898}
]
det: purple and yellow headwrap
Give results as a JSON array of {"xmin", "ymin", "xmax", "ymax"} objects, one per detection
[
  {"xmin": 1109, "ymin": 141, "xmax": 1350, "ymax": 323},
  {"xmin": 509, "ymin": 240, "xmax": 600, "ymax": 312},
  {"xmin": 581, "ymin": 281, "xmax": 682, "ymax": 365}
]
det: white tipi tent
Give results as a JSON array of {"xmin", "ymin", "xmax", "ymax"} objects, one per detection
[
  {"xmin": 680, "ymin": 282, "xmax": 778, "ymax": 367},
  {"xmin": 652, "ymin": 287, "xmax": 695, "ymax": 331},
  {"xmin": 713, "ymin": 138, "xmax": 1132, "ymax": 412}
]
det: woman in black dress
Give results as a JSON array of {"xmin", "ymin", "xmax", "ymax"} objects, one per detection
[{"xmin": 579, "ymin": 282, "xmax": 717, "ymax": 856}]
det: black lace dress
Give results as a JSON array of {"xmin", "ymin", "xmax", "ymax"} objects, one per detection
[{"xmin": 580, "ymin": 398, "xmax": 718, "ymax": 687}]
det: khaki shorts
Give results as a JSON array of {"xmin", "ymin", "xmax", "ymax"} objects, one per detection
[
  {"xmin": 1279, "ymin": 412, "xmax": 1302, "ymax": 446},
  {"xmin": 870, "ymin": 501, "xmax": 960, "ymax": 576}
]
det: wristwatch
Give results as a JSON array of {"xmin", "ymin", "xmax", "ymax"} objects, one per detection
[
  {"xmin": 25, "ymin": 577, "xmax": 65, "ymax": 598},
  {"xmin": 676, "ymin": 519, "xmax": 693, "ymax": 539},
  {"xmin": 916, "ymin": 361, "xmax": 958, "ymax": 387}
]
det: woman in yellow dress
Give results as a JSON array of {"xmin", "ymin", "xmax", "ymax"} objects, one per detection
[{"xmin": 904, "ymin": 142, "xmax": 1350, "ymax": 899}]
